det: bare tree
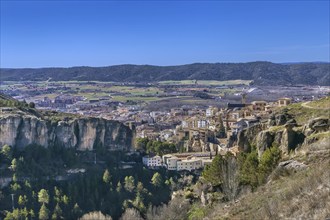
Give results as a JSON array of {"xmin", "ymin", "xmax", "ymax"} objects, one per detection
[
  {"xmin": 79, "ymin": 211, "xmax": 112, "ymax": 220},
  {"xmin": 120, "ymin": 208, "xmax": 143, "ymax": 220}
]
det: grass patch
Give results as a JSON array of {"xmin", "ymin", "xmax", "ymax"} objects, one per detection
[
  {"xmin": 306, "ymin": 131, "xmax": 330, "ymax": 140},
  {"xmin": 158, "ymin": 80, "xmax": 252, "ymax": 86},
  {"xmin": 268, "ymin": 125, "xmax": 285, "ymax": 132},
  {"xmin": 306, "ymin": 96, "xmax": 330, "ymax": 109},
  {"xmin": 280, "ymin": 102, "xmax": 329, "ymax": 124}
]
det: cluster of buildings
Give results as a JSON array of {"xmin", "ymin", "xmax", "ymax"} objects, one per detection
[
  {"xmin": 141, "ymin": 97, "xmax": 294, "ymax": 171},
  {"xmin": 142, "ymin": 152, "xmax": 214, "ymax": 171}
]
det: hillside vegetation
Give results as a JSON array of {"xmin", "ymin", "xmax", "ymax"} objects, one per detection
[
  {"xmin": 148, "ymin": 97, "xmax": 330, "ymax": 220},
  {"xmin": 279, "ymin": 96, "xmax": 330, "ymax": 124},
  {"xmin": 1, "ymin": 61, "xmax": 329, "ymax": 85}
]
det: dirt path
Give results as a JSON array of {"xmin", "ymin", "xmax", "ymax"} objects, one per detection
[{"xmin": 301, "ymin": 101, "xmax": 330, "ymax": 110}]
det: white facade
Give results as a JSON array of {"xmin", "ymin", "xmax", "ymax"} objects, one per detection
[
  {"xmin": 197, "ymin": 120, "xmax": 207, "ymax": 128},
  {"xmin": 146, "ymin": 153, "xmax": 214, "ymax": 171},
  {"xmin": 177, "ymin": 159, "xmax": 202, "ymax": 171},
  {"xmin": 142, "ymin": 155, "xmax": 162, "ymax": 167},
  {"xmin": 166, "ymin": 157, "xmax": 179, "ymax": 170},
  {"xmin": 206, "ymin": 108, "xmax": 213, "ymax": 117},
  {"xmin": 206, "ymin": 107, "xmax": 218, "ymax": 117}
]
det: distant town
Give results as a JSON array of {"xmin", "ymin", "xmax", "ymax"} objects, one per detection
[{"xmin": 1, "ymin": 80, "xmax": 329, "ymax": 171}]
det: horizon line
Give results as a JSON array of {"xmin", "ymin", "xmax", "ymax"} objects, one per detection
[{"xmin": 1, "ymin": 60, "xmax": 329, "ymax": 69}]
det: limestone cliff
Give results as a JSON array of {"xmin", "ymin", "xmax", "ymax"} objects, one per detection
[
  {"xmin": 237, "ymin": 114, "xmax": 329, "ymax": 157},
  {"xmin": 0, "ymin": 110, "xmax": 134, "ymax": 151}
]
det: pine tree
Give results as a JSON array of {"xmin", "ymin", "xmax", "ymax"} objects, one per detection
[
  {"xmin": 18, "ymin": 195, "xmax": 27, "ymax": 207},
  {"xmin": 61, "ymin": 195, "xmax": 69, "ymax": 205},
  {"xmin": 72, "ymin": 203, "xmax": 83, "ymax": 218},
  {"xmin": 116, "ymin": 181, "xmax": 123, "ymax": 192},
  {"xmin": 124, "ymin": 176, "xmax": 135, "ymax": 192},
  {"xmin": 10, "ymin": 158, "xmax": 17, "ymax": 171},
  {"xmin": 133, "ymin": 192, "xmax": 146, "ymax": 212},
  {"xmin": 39, "ymin": 203, "xmax": 49, "ymax": 220},
  {"xmin": 1, "ymin": 144, "xmax": 12, "ymax": 161},
  {"xmin": 51, "ymin": 203, "xmax": 63, "ymax": 219},
  {"xmin": 38, "ymin": 189, "xmax": 49, "ymax": 204},
  {"xmin": 54, "ymin": 186, "xmax": 62, "ymax": 203},
  {"xmin": 151, "ymin": 172, "xmax": 163, "ymax": 187},
  {"xmin": 202, "ymin": 155, "xmax": 223, "ymax": 186},
  {"xmin": 103, "ymin": 169, "xmax": 111, "ymax": 184}
]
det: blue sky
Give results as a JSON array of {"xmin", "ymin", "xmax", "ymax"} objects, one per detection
[{"xmin": 0, "ymin": 1, "xmax": 329, "ymax": 68}]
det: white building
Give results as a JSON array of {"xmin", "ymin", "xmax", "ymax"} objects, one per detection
[
  {"xmin": 206, "ymin": 107, "xmax": 218, "ymax": 117},
  {"xmin": 142, "ymin": 155, "xmax": 162, "ymax": 167},
  {"xmin": 197, "ymin": 120, "xmax": 208, "ymax": 128},
  {"xmin": 177, "ymin": 159, "xmax": 203, "ymax": 171},
  {"xmin": 162, "ymin": 155, "xmax": 179, "ymax": 170}
]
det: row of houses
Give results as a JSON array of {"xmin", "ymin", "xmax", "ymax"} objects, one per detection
[{"xmin": 142, "ymin": 152, "xmax": 214, "ymax": 171}]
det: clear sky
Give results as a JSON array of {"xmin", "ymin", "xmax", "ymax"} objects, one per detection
[{"xmin": 0, "ymin": 0, "xmax": 329, "ymax": 68}]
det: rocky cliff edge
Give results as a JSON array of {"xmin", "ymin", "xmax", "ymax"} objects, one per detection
[{"xmin": 0, "ymin": 108, "xmax": 135, "ymax": 151}]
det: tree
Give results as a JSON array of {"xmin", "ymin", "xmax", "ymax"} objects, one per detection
[
  {"xmin": 39, "ymin": 203, "xmax": 49, "ymax": 220},
  {"xmin": 258, "ymin": 145, "xmax": 281, "ymax": 183},
  {"xmin": 12, "ymin": 173, "xmax": 18, "ymax": 182},
  {"xmin": 18, "ymin": 195, "xmax": 28, "ymax": 207},
  {"xmin": 103, "ymin": 169, "xmax": 111, "ymax": 184},
  {"xmin": 238, "ymin": 150, "xmax": 260, "ymax": 188},
  {"xmin": 30, "ymin": 209, "xmax": 35, "ymax": 218},
  {"xmin": 61, "ymin": 195, "xmax": 69, "ymax": 205},
  {"xmin": 72, "ymin": 203, "xmax": 83, "ymax": 219},
  {"xmin": 28, "ymin": 102, "xmax": 35, "ymax": 108},
  {"xmin": 24, "ymin": 180, "xmax": 31, "ymax": 189},
  {"xmin": 5, "ymin": 209, "xmax": 24, "ymax": 220},
  {"xmin": 80, "ymin": 211, "xmax": 112, "ymax": 220},
  {"xmin": 54, "ymin": 186, "xmax": 62, "ymax": 203},
  {"xmin": 116, "ymin": 181, "xmax": 123, "ymax": 193},
  {"xmin": 51, "ymin": 203, "xmax": 63, "ymax": 220},
  {"xmin": 216, "ymin": 116, "xmax": 227, "ymax": 138},
  {"xmin": 120, "ymin": 208, "xmax": 143, "ymax": 220},
  {"xmin": 38, "ymin": 189, "xmax": 49, "ymax": 204},
  {"xmin": 133, "ymin": 192, "xmax": 146, "ymax": 212},
  {"xmin": 10, "ymin": 183, "xmax": 21, "ymax": 192},
  {"xmin": 1, "ymin": 144, "xmax": 12, "ymax": 160},
  {"xmin": 151, "ymin": 172, "xmax": 163, "ymax": 187},
  {"xmin": 10, "ymin": 158, "xmax": 17, "ymax": 171},
  {"xmin": 124, "ymin": 176, "xmax": 135, "ymax": 192},
  {"xmin": 21, "ymin": 207, "xmax": 29, "ymax": 219},
  {"xmin": 202, "ymin": 155, "xmax": 223, "ymax": 186},
  {"xmin": 136, "ymin": 182, "xmax": 145, "ymax": 193},
  {"xmin": 136, "ymin": 138, "xmax": 149, "ymax": 151}
]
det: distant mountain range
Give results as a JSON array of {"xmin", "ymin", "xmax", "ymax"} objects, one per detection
[{"xmin": 1, "ymin": 61, "xmax": 329, "ymax": 86}]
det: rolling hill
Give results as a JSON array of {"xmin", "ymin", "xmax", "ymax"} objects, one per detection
[{"xmin": 1, "ymin": 61, "xmax": 329, "ymax": 86}]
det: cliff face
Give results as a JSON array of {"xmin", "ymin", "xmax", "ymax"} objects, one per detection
[
  {"xmin": 237, "ymin": 114, "xmax": 330, "ymax": 157},
  {"xmin": 0, "ymin": 114, "xmax": 134, "ymax": 151}
]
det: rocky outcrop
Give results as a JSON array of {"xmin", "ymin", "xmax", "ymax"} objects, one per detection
[
  {"xmin": 237, "ymin": 124, "xmax": 264, "ymax": 152},
  {"xmin": 218, "ymin": 154, "xmax": 241, "ymax": 200},
  {"xmin": 277, "ymin": 160, "xmax": 307, "ymax": 171},
  {"xmin": 302, "ymin": 117, "xmax": 330, "ymax": 136},
  {"xmin": 238, "ymin": 116, "xmax": 305, "ymax": 157},
  {"xmin": 0, "ymin": 114, "xmax": 134, "ymax": 151},
  {"xmin": 268, "ymin": 112, "xmax": 294, "ymax": 127},
  {"xmin": 256, "ymin": 131, "xmax": 274, "ymax": 157}
]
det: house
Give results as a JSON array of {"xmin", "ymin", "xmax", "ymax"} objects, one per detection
[
  {"xmin": 278, "ymin": 98, "xmax": 291, "ymax": 107},
  {"xmin": 251, "ymin": 101, "xmax": 267, "ymax": 111},
  {"xmin": 206, "ymin": 107, "xmax": 219, "ymax": 117}
]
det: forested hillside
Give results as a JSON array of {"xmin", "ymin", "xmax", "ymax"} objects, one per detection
[{"xmin": 1, "ymin": 62, "xmax": 329, "ymax": 86}]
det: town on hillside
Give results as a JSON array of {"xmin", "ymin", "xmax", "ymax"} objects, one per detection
[
  {"xmin": 1, "ymin": 80, "xmax": 329, "ymax": 172},
  {"xmin": 142, "ymin": 97, "xmax": 294, "ymax": 171}
]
